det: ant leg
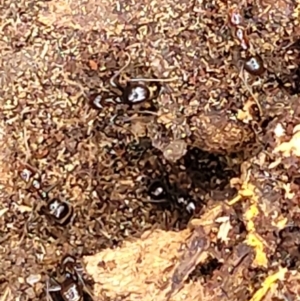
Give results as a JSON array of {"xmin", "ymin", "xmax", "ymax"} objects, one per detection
[
  {"xmin": 46, "ymin": 278, "xmax": 52, "ymax": 301},
  {"xmin": 239, "ymin": 65, "xmax": 263, "ymax": 117},
  {"xmin": 46, "ymin": 277, "xmax": 61, "ymax": 301},
  {"xmin": 38, "ymin": 180, "xmax": 61, "ymax": 200}
]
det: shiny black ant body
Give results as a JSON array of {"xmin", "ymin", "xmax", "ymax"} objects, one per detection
[
  {"xmin": 89, "ymin": 53, "xmax": 176, "ymax": 109},
  {"xmin": 18, "ymin": 163, "xmax": 73, "ymax": 226},
  {"xmin": 46, "ymin": 255, "xmax": 94, "ymax": 301}
]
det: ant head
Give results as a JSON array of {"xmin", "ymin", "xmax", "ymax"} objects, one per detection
[
  {"xmin": 123, "ymin": 83, "xmax": 150, "ymax": 105},
  {"xmin": 46, "ymin": 199, "xmax": 73, "ymax": 226},
  {"xmin": 148, "ymin": 180, "xmax": 169, "ymax": 201}
]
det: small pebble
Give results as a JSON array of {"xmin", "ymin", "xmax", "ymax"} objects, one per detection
[
  {"xmin": 25, "ymin": 287, "xmax": 36, "ymax": 299},
  {"xmin": 26, "ymin": 274, "xmax": 41, "ymax": 286}
]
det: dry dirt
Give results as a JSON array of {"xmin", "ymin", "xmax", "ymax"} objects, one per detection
[{"xmin": 1, "ymin": 0, "xmax": 300, "ymax": 300}]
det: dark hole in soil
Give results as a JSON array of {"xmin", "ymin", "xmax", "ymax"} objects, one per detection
[
  {"xmin": 183, "ymin": 147, "xmax": 240, "ymax": 201},
  {"xmin": 260, "ymin": 116, "xmax": 274, "ymax": 129},
  {"xmin": 199, "ymin": 257, "xmax": 223, "ymax": 276},
  {"xmin": 12, "ymin": 118, "xmax": 245, "ymax": 256},
  {"xmin": 293, "ymin": 177, "xmax": 300, "ymax": 186},
  {"xmin": 277, "ymin": 68, "xmax": 300, "ymax": 95},
  {"xmin": 276, "ymin": 39, "xmax": 300, "ymax": 96},
  {"xmin": 244, "ymin": 267, "xmax": 268, "ymax": 290},
  {"xmin": 189, "ymin": 256, "xmax": 223, "ymax": 282},
  {"xmin": 271, "ymin": 225, "xmax": 300, "ymax": 269}
]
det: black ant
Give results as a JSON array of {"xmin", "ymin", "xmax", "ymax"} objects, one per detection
[
  {"xmin": 46, "ymin": 255, "xmax": 94, "ymax": 301},
  {"xmin": 39, "ymin": 198, "xmax": 73, "ymax": 226},
  {"xmin": 18, "ymin": 163, "xmax": 73, "ymax": 226},
  {"xmin": 89, "ymin": 53, "xmax": 177, "ymax": 109},
  {"xmin": 147, "ymin": 176, "xmax": 197, "ymax": 213},
  {"xmin": 147, "ymin": 179, "xmax": 169, "ymax": 202}
]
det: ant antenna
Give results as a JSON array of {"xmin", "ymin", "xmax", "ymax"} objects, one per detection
[
  {"xmin": 129, "ymin": 76, "xmax": 178, "ymax": 82},
  {"xmin": 75, "ymin": 267, "xmax": 96, "ymax": 301},
  {"xmin": 46, "ymin": 278, "xmax": 51, "ymax": 301},
  {"xmin": 110, "ymin": 53, "xmax": 132, "ymax": 88},
  {"xmin": 38, "ymin": 180, "xmax": 61, "ymax": 200}
]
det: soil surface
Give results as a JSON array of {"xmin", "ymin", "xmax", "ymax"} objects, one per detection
[{"xmin": 1, "ymin": 0, "xmax": 300, "ymax": 300}]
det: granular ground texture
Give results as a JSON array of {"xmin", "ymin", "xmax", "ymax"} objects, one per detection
[{"xmin": 1, "ymin": 0, "xmax": 300, "ymax": 300}]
